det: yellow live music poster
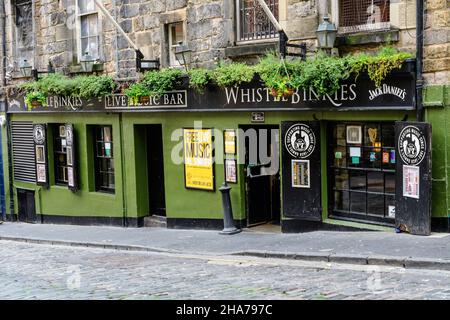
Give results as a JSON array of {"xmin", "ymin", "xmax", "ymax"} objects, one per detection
[{"xmin": 183, "ymin": 128, "xmax": 215, "ymax": 191}]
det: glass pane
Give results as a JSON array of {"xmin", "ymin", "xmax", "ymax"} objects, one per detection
[
  {"xmin": 334, "ymin": 191, "xmax": 349, "ymax": 212},
  {"xmin": 385, "ymin": 196, "xmax": 396, "ymax": 218},
  {"xmin": 367, "ymin": 194, "xmax": 384, "ymax": 216},
  {"xmin": 364, "ymin": 124, "xmax": 381, "ymax": 146},
  {"xmin": 78, "ymin": 0, "xmax": 96, "ymax": 14},
  {"xmin": 80, "ymin": 16, "xmax": 89, "ymax": 37},
  {"xmin": 364, "ymin": 148, "xmax": 381, "ymax": 169},
  {"xmin": 334, "ymin": 169, "xmax": 349, "ymax": 190},
  {"xmin": 350, "ymin": 192, "xmax": 366, "ymax": 214},
  {"xmin": 97, "ymin": 142, "xmax": 105, "ymax": 157},
  {"xmin": 385, "ymin": 173, "xmax": 396, "ymax": 194},
  {"xmin": 348, "ymin": 146, "xmax": 363, "ymax": 167},
  {"xmin": 367, "ymin": 172, "xmax": 384, "ymax": 193},
  {"xmin": 108, "ymin": 173, "xmax": 115, "ymax": 188},
  {"xmin": 382, "ymin": 124, "xmax": 395, "ymax": 148},
  {"xmin": 350, "ymin": 171, "xmax": 366, "ymax": 191},
  {"xmin": 382, "ymin": 148, "xmax": 396, "ymax": 170},
  {"xmin": 88, "ymin": 15, "xmax": 98, "ymax": 35},
  {"xmin": 103, "ymin": 126, "xmax": 112, "ymax": 142},
  {"xmin": 333, "ymin": 146, "xmax": 347, "ymax": 167}
]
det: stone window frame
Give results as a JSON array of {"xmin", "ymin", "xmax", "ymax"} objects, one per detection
[
  {"xmin": 167, "ymin": 22, "xmax": 186, "ymax": 68},
  {"xmin": 8, "ymin": 0, "xmax": 36, "ymax": 77},
  {"xmin": 75, "ymin": 0, "xmax": 104, "ymax": 63},
  {"xmin": 331, "ymin": 0, "xmax": 392, "ymax": 35},
  {"xmin": 160, "ymin": 9, "xmax": 188, "ymax": 69}
]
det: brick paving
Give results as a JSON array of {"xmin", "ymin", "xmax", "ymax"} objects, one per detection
[{"xmin": 1, "ymin": 240, "xmax": 450, "ymax": 300}]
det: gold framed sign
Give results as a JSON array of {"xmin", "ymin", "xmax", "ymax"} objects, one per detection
[
  {"xmin": 183, "ymin": 128, "xmax": 215, "ymax": 191},
  {"xmin": 224, "ymin": 129, "xmax": 236, "ymax": 155}
]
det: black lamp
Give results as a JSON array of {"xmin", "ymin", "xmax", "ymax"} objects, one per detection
[
  {"xmin": 316, "ymin": 15, "xmax": 338, "ymax": 50},
  {"xmin": 19, "ymin": 59, "xmax": 33, "ymax": 78},
  {"xmin": 175, "ymin": 42, "xmax": 192, "ymax": 71},
  {"xmin": 136, "ymin": 50, "xmax": 160, "ymax": 72},
  {"xmin": 80, "ymin": 52, "xmax": 96, "ymax": 73}
]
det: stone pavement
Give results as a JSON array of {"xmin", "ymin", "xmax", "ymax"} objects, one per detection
[
  {"xmin": 2, "ymin": 240, "xmax": 450, "ymax": 300},
  {"xmin": 1, "ymin": 222, "xmax": 450, "ymax": 270}
]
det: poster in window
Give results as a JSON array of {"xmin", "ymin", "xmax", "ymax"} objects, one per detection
[
  {"xmin": 104, "ymin": 126, "xmax": 112, "ymax": 143},
  {"xmin": 224, "ymin": 130, "xmax": 236, "ymax": 155},
  {"xmin": 67, "ymin": 146, "xmax": 73, "ymax": 166},
  {"xmin": 35, "ymin": 145, "xmax": 45, "ymax": 164},
  {"xmin": 403, "ymin": 165, "xmax": 420, "ymax": 199},
  {"xmin": 292, "ymin": 160, "xmax": 310, "ymax": 188},
  {"xmin": 67, "ymin": 167, "xmax": 75, "ymax": 188},
  {"xmin": 346, "ymin": 126, "xmax": 362, "ymax": 144},
  {"xmin": 183, "ymin": 128, "xmax": 214, "ymax": 191},
  {"xmin": 36, "ymin": 164, "xmax": 47, "ymax": 183},
  {"xmin": 59, "ymin": 125, "xmax": 66, "ymax": 137},
  {"xmin": 225, "ymin": 159, "xmax": 237, "ymax": 183}
]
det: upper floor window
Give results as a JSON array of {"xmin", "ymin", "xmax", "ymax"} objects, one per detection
[
  {"xmin": 339, "ymin": 0, "xmax": 390, "ymax": 34},
  {"xmin": 77, "ymin": 0, "xmax": 100, "ymax": 60},
  {"xmin": 13, "ymin": 0, "xmax": 34, "ymax": 65},
  {"xmin": 168, "ymin": 22, "xmax": 185, "ymax": 67},
  {"xmin": 237, "ymin": 0, "xmax": 279, "ymax": 42}
]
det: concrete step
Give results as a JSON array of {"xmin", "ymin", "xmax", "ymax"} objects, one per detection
[{"xmin": 143, "ymin": 215, "xmax": 167, "ymax": 228}]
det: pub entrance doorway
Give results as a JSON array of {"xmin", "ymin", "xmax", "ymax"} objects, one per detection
[
  {"xmin": 240, "ymin": 125, "xmax": 281, "ymax": 229},
  {"xmin": 327, "ymin": 122, "xmax": 396, "ymax": 226}
]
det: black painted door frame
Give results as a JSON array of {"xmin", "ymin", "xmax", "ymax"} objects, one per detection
[{"xmin": 17, "ymin": 188, "xmax": 37, "ymax": 223}]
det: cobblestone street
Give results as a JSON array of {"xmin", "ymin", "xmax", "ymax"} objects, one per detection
[{"xmin": 1, "ymin": 240, "xmax": 450, "ymax": 300}]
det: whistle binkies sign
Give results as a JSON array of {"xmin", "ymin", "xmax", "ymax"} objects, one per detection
[{"xmin": 7, "ymin": 71, "xmax": 415, "ymax": 113}]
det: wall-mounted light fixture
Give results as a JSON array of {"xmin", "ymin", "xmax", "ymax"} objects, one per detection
[
  {"xmin": 136, "ymin": 50, "xmax": 160, "ymax": 72},
  {"xmin": 80, "ymin": 52, "xmax": 96, "ymax": 73},
  {"xmin": 316, "ymin": 15, "xmax": 337, "ymax": 51},
  {"xmin": 175, "ymin": 42, "xmax": 192, "ymax": 72},
  {"xmin": 19, "ymin": 59, "xmax": 33, "ymax": 78}
]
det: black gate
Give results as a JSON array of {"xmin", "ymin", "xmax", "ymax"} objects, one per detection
[
  {"xmin": 281, "ymin": 121, "xmax": 322, "ymax": 221},
  {"xmin": 17, "ymin": 189, "xmax": 37, "ymax": 223},
  {"xmin": 395, "ymin": 122, "xmax": 432, "ymax": 235}
]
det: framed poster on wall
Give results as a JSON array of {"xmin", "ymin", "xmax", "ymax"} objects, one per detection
[
  {"xmin": 224, "ymin": 129, "xmax": 236, "ymax": 155},
  {"xmin": 225, "ymin": 159, "xmax": 237, "ymax": 183},
  {"xmin": 183, "ymin": 128, "xmax": 215, "ymax": 191},
  {"xmin": 347, "ymin": 125, "xmax": 362, "ymax": 144},
  {"xmin": 291, "ymin": 159, "xmax": 310, "ymax": 188},
  {"xmin": 403, "ymin": 165, "xmax": 420, "ymax": 199}
]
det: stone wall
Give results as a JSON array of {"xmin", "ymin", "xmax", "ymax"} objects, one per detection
[
  {"xmin": 423, "ymin": 0, "xmax": 450, "ymax": 85},
  {"xmin": 0, "ymin": 0, "xmax": 448, "ymax": 87}
]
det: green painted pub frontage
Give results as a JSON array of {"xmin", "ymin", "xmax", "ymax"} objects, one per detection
[{"xmin": 3, "ymin": 61, "xmax": 450, "ymax": 235}]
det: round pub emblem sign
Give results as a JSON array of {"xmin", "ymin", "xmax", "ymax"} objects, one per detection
[
  {"xmin": 285, "ymin": 124, "xmax": 316, "ymax": 159},
  {"xmin": 33, "ymin": 125, "xmax": 46, "ymax": 144},
  {"xmin": 398, "ymin": 125, "xmax": 426, "ymax": 165}
]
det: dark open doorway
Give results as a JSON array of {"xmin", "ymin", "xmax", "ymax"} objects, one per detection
[
  {"xmin": 240, "ymin": 125, "xmax": 281, "ymax": 228},
  {"xmin": 135, "ymin": 124, "xmax": 166, "ymax": 218},
  {"xmin": 17, "ymin": 189, "xmax": 37, "ymax": 223},
  {"xmin": 146, "ymin": 125, "xmax": 166, "ymax": 217}
]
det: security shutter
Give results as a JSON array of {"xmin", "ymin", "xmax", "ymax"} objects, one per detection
[{"xmin": 11, "ymin": 121, "xmax": 36, "ymax": 182}]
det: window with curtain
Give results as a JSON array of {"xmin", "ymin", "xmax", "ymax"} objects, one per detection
[
  {"xmin": 339, "ymin": 0, "xmax": 390, "ymax": 34},
  {"xmin": 78, "ymin": 0, "xmax": 100, "ymax": 59}
]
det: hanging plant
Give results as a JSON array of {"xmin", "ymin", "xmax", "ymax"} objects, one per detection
[{"xmin": 25, "ymin": 91, "xmax": 47, "ymax": 111}]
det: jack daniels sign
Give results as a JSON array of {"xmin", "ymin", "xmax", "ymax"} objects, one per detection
[
  {"xmin": 8, "ymin": 65, "xmax": 415, "ymax": 113},
  {"xmin": 33, "ymin": 123, "xmax": 78, "ymax": 192}
]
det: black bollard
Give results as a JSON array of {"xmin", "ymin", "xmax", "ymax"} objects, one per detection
[{"xmin": 219, "ymin": 181, "xmax": 241, "ymax": 235}]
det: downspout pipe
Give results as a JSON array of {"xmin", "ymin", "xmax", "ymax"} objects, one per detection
[
  {"xmin": 1, "ymin": 1, "xmax": 13, "ymax": 222},
  {"xmin": 416, "ymin": 0, "xmax": 424, "ymax": 122}
]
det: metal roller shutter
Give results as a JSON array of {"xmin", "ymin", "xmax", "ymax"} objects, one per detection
[{"xmin": 11, "ymin": 121, "xmax": 36, "ymax": 182}]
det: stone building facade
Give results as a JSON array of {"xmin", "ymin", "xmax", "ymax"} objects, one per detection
[{"xmin": 0, "ymin": 0, "xmax": 447, "ymax": 84}]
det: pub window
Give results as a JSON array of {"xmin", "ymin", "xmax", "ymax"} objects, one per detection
[
  {"xmin": 237, "ymin": 0, "xmax": 279, "ymax": 42},
  {"xmin": 94, "ymin": 126, "xmax": 115, "ymax": 193},
  {"xmin": 168, "ymin": 22, "xmax": 185, "ymax": 67},
  {"xmin": 77, "ymin": 0, "xmax": 101, "ymax": 60},
  {"xmin": 53, "ymin": 124, "xmax": 68, "ymax": 185},
  {"xmin": 13, "ymin": 0, "xmax": 34, "ymax": 66},
  {"xmin": 338, "ymin": 0, "xmax": 390, "ymax": 34},
  {"xmin": 329, "ymin": 122, "xmax": 396, "ymax": 225}
]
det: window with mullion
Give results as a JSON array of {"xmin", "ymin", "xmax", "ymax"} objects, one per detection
[
  {"xmin": 78, "ymin": 0, "xmax": 100, "ymax": 59},
  {"xmin": 94, "ymin": 126, "xmax": 115, "ymax": 193},
  {"xmin": 53, "ymin": 125, "xmax": 68, "ymax": 185}
]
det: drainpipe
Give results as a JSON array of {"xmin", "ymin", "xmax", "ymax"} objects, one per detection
[
  {"xmin": 416, "ymin": 0, "xmax": 424, "ymax": 122},
  {"xmin": 1, "ymin": 0, "xmax": 13, "ymax": 222}
]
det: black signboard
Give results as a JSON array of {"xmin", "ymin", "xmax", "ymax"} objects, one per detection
[
  {"xmin": 7, "ymin": 60, "xmax": 416, "ymax": 113},
  {"xmin": 395, "ymin": 121, "xmax": 432, "ymax": 235},
  {"xmin": 33, "ymin": 124, "xmax": 49, "ymax": 188},
  {"xmin": 281, "ymin": 121, "xmax": 322, "ymax": 221},
  {"xmin": 65, "ymin": 124, "xmax": 78, "ymax": 192}
]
